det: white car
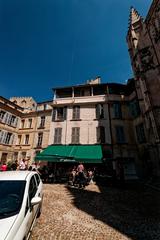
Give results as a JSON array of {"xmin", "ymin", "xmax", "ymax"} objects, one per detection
[{"xmin": 0, "ymin": 171, "xmax": 43, "ymax": 240}]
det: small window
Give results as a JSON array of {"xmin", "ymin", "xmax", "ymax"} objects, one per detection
[{"xmin": 37, "ymin": 133, "xmax": 43, "ymax": 147}]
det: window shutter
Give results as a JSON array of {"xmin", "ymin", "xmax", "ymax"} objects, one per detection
[
  {"xmin": 58, "ymin": 128, "xmax": 62, "ymax": 143},
  {"xmin": 63, "ymin": 107, "xmax": 67, "ymax": 120},
  {"xmin": 100, "ymin": 126, "xmax": 105, "ymax": 143},
  {"xmin": 71, "ymin": 128, "xmax": 74, "ymax": 143},
  {"xmin": 73, "ymin": 107, "xmax": 76, "ymax": 119},
  {"xmin": 4, "ymin": 113, "xmax": 9, "ymax": 124},
  {"xmin": 77, "ymin": 106, "xmax": 80, "ymax": 119},
  {"xmin": 14, "ymin": 117, "xmax": 18, "ymax": 127},
  {"xmin": 96, "ymin": 105, "xmax": 99, "ymax": 119},
  {"xmin": 10, "ymin": 134, "xmax": 14, "ymax": 145},
  {"xmin": 96, "ymin": 127, "xmax": 100, "ymax": 143},
  {"xmin": 52, "ymin": 108, "xmax": 56, "ymax": 121},
  {"xmin": 54, "ymin": 128, "xmax": 62, "ymax": 144},
  {"xmin": 0, "ymin": 131, "xmax": 4, "ymax": 143},
  {"xmin": 78, "ymin": 128, "xmax": 80, "ymax": 143},
  {"xmin": 2, "ymin": 131, "xmax": 7, "ymax": 144},
  {"xmin": 72, "ymin": 106, "xmax": 80, "ymax": 119}
]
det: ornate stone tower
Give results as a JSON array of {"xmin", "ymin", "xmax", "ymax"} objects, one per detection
[{"xmin": 127, "ymin": 5, "xmax": 160, "ymax": 177}]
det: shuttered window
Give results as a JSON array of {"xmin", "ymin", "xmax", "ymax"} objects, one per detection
[
  {"xmin": 25, "ymin": 135, "xmax": 29, "ymax": 145},
  {"xmin": 0, "ymin": 111, "xmax": 5, "ymax": 121},
  {"xmin": 37, "ymin": 133, "xmax": 43, "ymax": 147},
  {"xmin": 96, "ymin": 126, "xmax": 105, "ymax": 143},
  {"xmin": 39, "ymin": 116, "xmax": 45, "ymax": 128},
  {"xmin": 52, "ymin": 107, "xmax": 67, "ymax": 121},
  {"xmin": 72, "ymin": 106, "xmax": 80, "ymax": 120},
  {"xmin": 113, "ymin": 102, "xmax": 122, "ymax": 118},
  {"xmin": 4, "ymin": 132, "xmax": 12, "ymax": 145},
  {"xmin": 115, "ymin": 126, "xmax": 125, "ymax": 143},
  {"xmin": 54, "ymin": 128, "xmax": 62, "ymax": 144},
  {"xmin": 71, "ymin": 127, "xmax": 80, "ymax": 144}
]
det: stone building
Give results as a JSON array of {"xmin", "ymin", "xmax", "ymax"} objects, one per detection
[
  {"xmin": 0, "ymin": 96, "xmax": 52, "ymax": 165},
  {"xmin": 46, "ymin": 77, "xmax": 138, "ymax": 178},
  {"xmin": 0, "ymin": 96, "xmax": 23, "ymax": 163},
  {"xmin": 127, "ymin": 1, "xmax": 160, "ymax": 177}
]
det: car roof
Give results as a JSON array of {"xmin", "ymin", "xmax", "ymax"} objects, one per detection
[{"xmin": 0, "ymin": 171, "xmax": 36, "ymax": 181}]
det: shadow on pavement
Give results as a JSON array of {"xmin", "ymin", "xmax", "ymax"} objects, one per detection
[{"xmin": 67, "ymin": 181, "xmax": 160, "ymax": 240}]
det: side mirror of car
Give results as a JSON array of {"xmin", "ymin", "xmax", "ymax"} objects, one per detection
[{"xmin": 31, "ymin": 196, "xmax": 42, "ymax": 206}]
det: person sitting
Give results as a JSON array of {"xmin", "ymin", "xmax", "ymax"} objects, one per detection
[
  {"xmin": 19, "ymin": 159, "xmax": 26, "ymax": 170},
  {"xmin": 1, "ymin": 163, "xmax": 7, "ymax": 171},
  {"xmin": 11, "ymin": 160, "xmax": 18, "ymax": 171},
  {"xmin": 87, "ymin": 169, "xmax": 94, "ymax": 184}
]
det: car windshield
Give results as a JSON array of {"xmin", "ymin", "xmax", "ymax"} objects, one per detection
[{"xmin": 0, "ymin": 180, "xmax": 26, "ymax": 219}]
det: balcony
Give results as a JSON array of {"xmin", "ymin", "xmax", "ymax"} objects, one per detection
[{"xmin": 53, "ymin": 95, "xmax": 106, "ymax": 106}]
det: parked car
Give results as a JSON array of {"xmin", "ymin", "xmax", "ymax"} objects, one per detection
[{"xmin": 0, "ymin": 171, "xmax": 43, "ymax": 240}]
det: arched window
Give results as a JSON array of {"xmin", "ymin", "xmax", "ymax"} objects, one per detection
[{"xmin": 21, "ymin": 100, "xmax": 26, "ymax": 107}]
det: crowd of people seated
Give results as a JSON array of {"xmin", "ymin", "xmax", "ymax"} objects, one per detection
[
  {"xmin": 37, "ymin": 163, "xmax": 95, "ymax": 187},
  {"xmin": 0, "ymin": 160, "xmax": 95, "ymax": 188},
  {"xmin": 68, "ymin": 163, "xmax": 94, "ymax": 188}
]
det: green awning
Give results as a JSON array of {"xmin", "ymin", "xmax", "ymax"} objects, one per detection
[{"xmin": 35, "ymin": 145, "xmax": 103, "ymax": 163}]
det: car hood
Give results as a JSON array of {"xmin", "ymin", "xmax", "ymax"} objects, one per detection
[{"xmin": 0, "ymin": 215, "xmax": 18, "ymax": 240}]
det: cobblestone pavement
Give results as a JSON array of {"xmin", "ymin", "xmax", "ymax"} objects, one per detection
[{"xmin": 31, "ymin": 182, "xmax": 160, "ymax": 240}]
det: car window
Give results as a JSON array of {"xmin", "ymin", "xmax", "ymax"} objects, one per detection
[
  {"xmin": 35, "ymin": 174, "xmax": 40, "ymax": 186},
  {"xmin": 0, "ymin": 180, "xmax": 26, "ymax": 219},
  {"xmin": 29, "ymin": 176, "xmax": 37, "ymax": 202}
]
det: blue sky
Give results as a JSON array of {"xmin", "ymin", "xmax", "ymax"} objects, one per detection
[{"xmin": 0, "ymin": 0, "xmax": 152, "ymax": 102}]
